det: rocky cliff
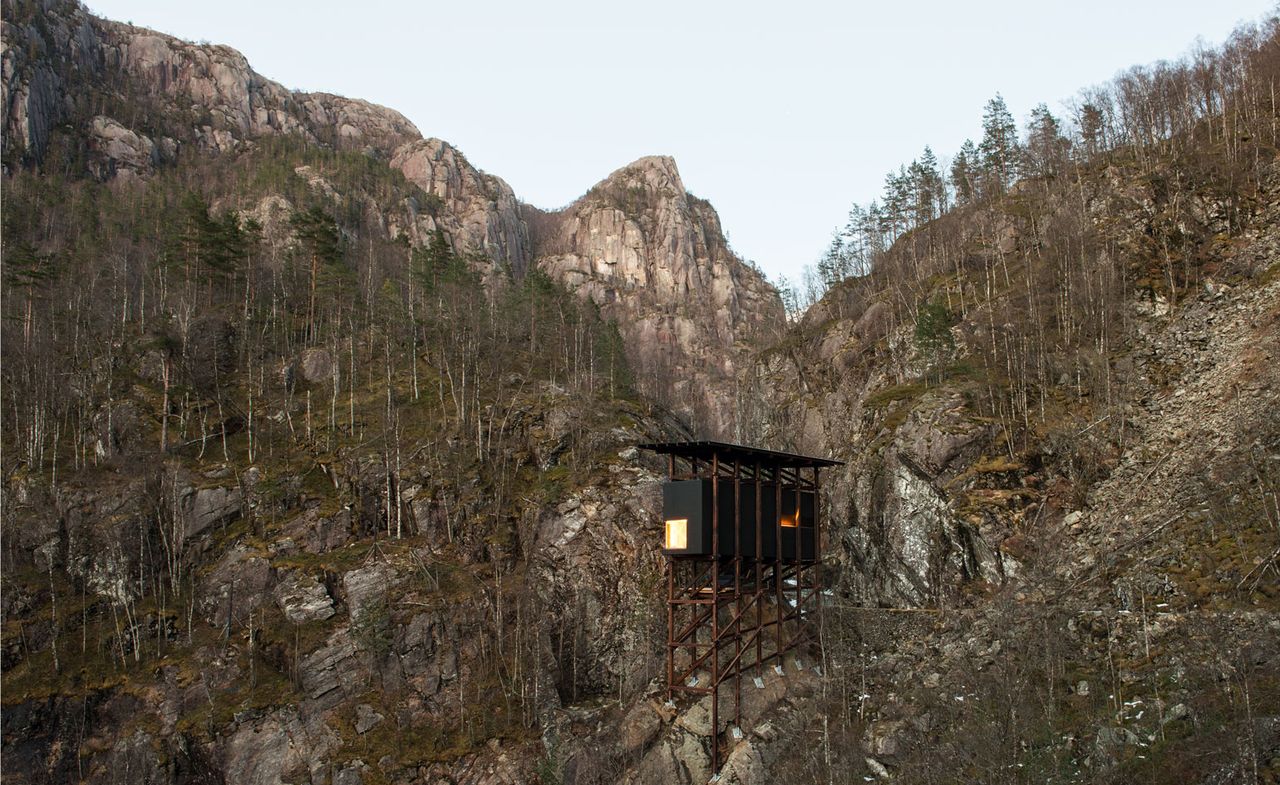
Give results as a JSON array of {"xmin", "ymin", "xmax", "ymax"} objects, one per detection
[
  {"xmin": 743, "ymin": 142, "xmax": 1280, "ymax": 780},
  {"xmin": 4, "ymin": 1, "xmax": 1278, "ymax": 784},
  {"xmin": 1, "ymin": 0, "xmax": 535, "ymax": 274},
  {"xmin": 2, "ymin": 0, "xmax": 419, "ymax": 163},
  {"xmin": 3, "ymin": 0, "xmax": 777, "ymax": 436},
  {"xmin": 531, "ymin": 157, "xmax": 784, "ymax": 437},
  {"xmin": 0, "ymin": 2, "xmax": 786, "ymax": 783}
]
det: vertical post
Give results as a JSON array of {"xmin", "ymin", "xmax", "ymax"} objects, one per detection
[
  {"xmin": 794, "ymin": 476, "xmax": 802, "ymax": 638},
  {"xmin": 666, "ymin": 557, "xmax": 674, "ymax": 703},
  {"xmin": 733, "ymin": 459, "xmax": 742, "ymax": 734},
  {"xmin": 774, "ymin": 465, "xmax": 783, "ymax": 668},
  {"xmin": 815, "ymin": 466, "xmax": 823, "ymax": 655},
  {"xmin": 755, "ymin": 460, "xmax": 763, "ymax": 675},
  {"xmin": 710, "ymin": 451, "xmax": 720, "ymax": 775}
]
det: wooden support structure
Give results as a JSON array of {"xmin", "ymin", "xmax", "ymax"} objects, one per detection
[{"xmin": 641, "ymin": 441, "xmax": 841, "ymax": 780}]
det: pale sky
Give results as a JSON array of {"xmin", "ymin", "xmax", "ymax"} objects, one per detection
[{"xmin": 87, "ymin": 0, "xmax": 1275, "ymax": 284}]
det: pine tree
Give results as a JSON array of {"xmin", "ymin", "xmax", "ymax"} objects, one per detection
[
  {"xmin": 979, "ymin": 94, "xmax": 1020, "ymax": 196},
  {"xmin": 1078, "ymin": 103, "xmax": 1106, "ymax": 159},
  {"xmin": 910, "ymin": 147, "xmax": 946, "ymax": 225},
  {"xmin": 880, "ymin": 166, "xmax": 911, "ymax": 239},
  {"xmin": 951, "ymin": 140, "xmax": 979, "ymax": 205},
  {"xmin": 411, "ymin": 228, "xmax": 468, "ymax": 295},
  {"xmin": 290, "ymin": 205, "xmax": 343, "ymax": 342},
  {"xmin": 1023, "ymin": 103, "xmax": 1070, "ymax": 179},
  {"xmin": 3, "ymin": 241, "xmax": 57, "ymax": 349},
  {"xmin": 840, "ymin": 203, "xmax": 874, "ymax": 277},
  {"xmin": 816, "ymin": 231, "xmax": 849, "ymax": 289}
]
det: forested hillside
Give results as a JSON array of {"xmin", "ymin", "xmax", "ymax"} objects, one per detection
[
  {"xmin": 2, "ymin": 1, "xmax": 1279, "ymax": 784},
  {"xmin": 744, "ymin": 12, "xmax": 1280, "ymax": 784},
  {"xmin": 2, "ymin": 2, "xmax": 685, "ymax": 782}
]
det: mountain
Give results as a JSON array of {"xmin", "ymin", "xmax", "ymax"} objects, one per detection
[
  {"xmin": 530, "ymin": 156, "xmax": 784, "ymax": 436},
  {"xmin": 3, "ymin": 1, "xmax": 1279, "ymax": 784},
  {"xmin": 0, "ymin": 1, "xmax": 778, "ymax": 782},
  {"xmin": 2, "ymin": 0, "xmax": 781, "ymax": 436},
  {"xmin": 738, "ymin": 25, "xmax": 1280, "ymax": 779}
]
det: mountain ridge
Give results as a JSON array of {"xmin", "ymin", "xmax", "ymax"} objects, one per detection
[
  {"xmin": 3, "ymin": 0, "xmax": 781, "ymax": 435},
  {"xmin": 4, "ymin": 1, "xmax": 1278, "ymax": 784}
]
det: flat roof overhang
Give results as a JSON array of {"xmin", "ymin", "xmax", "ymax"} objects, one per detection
[{"xmin": 638, "ymin": 440, "xmax": 843, "ymax": 469}]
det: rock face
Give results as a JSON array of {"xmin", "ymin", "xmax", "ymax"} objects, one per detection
[
  {"xmin": 4, "ymin": 3, "xmax": 780, "ymax": 441},
  {"xmin": 532, "ymin": 450, "xmax": 667, "ymax": 700},
  {"xmin": 390, "ymin": 138, "xmax": 530, "ymax": 274},
  {"xmin": 2, "ymin": 0, "xmax": 419, "ymax": 165},
  {"xmin": 274, "ymin": 572, "xmax": 336, "ymax": 623},
  {"xmin": 532, "ymin": 156, "xmax": 785, "ymax": 437}
]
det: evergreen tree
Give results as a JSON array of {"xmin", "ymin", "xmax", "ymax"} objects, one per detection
[
  {"xmin": 290, "ymin": 205, "xmax": 343, "ymax": 341},
  {"xmin": 816, "ymin": 231, "xmax": 849, "ymax": 289},
  {"xmin": 979, "ymin": 94, "xmax": 1020, "ymax": 196},
  {"xmin": 411, "ymin": 228, "xmax": 470, "ymax": 295},
  {"xmin": 951, "ymin": 139, "xmax": 979, "ymax": 205},
  {"xmin": 910, "ymin": 147, "xmax": 946, "ymax": 225},
  {"xmin": 2, "ymin": 241, "xmax": 57, "ymax": 348},
  {"xmin": 840, "ymin": 203, "xmax": 874, "ymax": 277},
  {"xmin": 879, "ymin": 167, "xmax": 911, "ymax": 239},
  {"xmin": 1022, "ymin": 103, "xmax": 1070, "ymax": 179},
  {"xmin": 1077, "ymin": 102, "xmax": 1106, "ymax": 159}
]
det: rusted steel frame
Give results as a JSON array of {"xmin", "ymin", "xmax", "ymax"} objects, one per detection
[
  {"xmin": 774, "ymin": 466, "xmax": 784, "ymax": 664},
  {"xmin": 740, "ymin": 640, "xmax": 797, "ymax": 672},
  {"xmin": 669, "ymin": 555, "xmax": 713, "ymax": 701},
  {"xmin": 671, "ymin": 685, "xmax": 713, "ymax": 694},
  {"xmin": 732, "ymin": 459, "xmax": 743, "ymax": 730},
  {"xmin": 672, "ymin": 560, "xmax": 716, "ymax": 599},
  {"xmin": 678, "ymin": 592, "xmax": 758, "ymax": 651},
  {"xmin": 718, "ymin": 629, "xmax": 804, "ymax": 683},
  {"xmin": 794, "ymin": 479, "xmax": 802, "ymax": 627},
  {"xmin": 710, "ymin": 452, "xmax": 720, "ymax": 776},
  {"xmin": 675, "ymin": 605, "xmax": 762, "ymax": 683},
  {"xmin": 679, "ymin": 598, "xmax": 767, "ymax": 686},
  {"xmin": 666, "ymin": 558, "xmax": 674, "ymax": 702},
  {"xmin": 815, "ymin": 467, "xmax": 824, "ymax": 662},
  {"xmin": 671, "ymin": 606, "xmax": 714, "ymax": 645},
  {"xmin": 714, "ymin": 625, "xmax": 768, "ymax": 684},
  {"xmin": 755, "ymin": 459, "xmax": 764, "ymax": 676},
  {"xmin": 783, "ymin": 620, "xmax": 816, "ymax": 654}
]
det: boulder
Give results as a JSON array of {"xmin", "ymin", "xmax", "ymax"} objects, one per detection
[
  {"xmin": 355, "ymin": 704, "xmax": 384, "ymax": 735},
  {"xmin": 299, "ymin": 348, "xmax": 333, "ymax": 384},
  {"xmin": 273, "ymin": 573, "xmax": 335, "ymax": 623},
  {"xmin": 617, "ymin": 702, "xmax": 662, "ymax": 755}
]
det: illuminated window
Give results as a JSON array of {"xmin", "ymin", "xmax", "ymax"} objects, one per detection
[
  {"xmin": 779, "ymin": 512, "xmax": 799, "ymax": 528},
  {"xmin": 665, "ymin": 519, "xmax": 688, "ymax": 549}
]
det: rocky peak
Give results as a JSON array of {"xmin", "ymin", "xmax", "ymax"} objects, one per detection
[
  {"xmin": 3, "ymin": 0, "xmax": 786, "ymax": 437},
  {"xmin": 593, "ymin": 154, "xmax": 683, "ymax": 193},
  {"xmin": 390, "ymin": 137, "xmax": 530, "ymax": 273},
  {"xmin": 533, "ymin": 155, "xmax": 785, "ymax": 437},
  {"xmin": 527, "ymin": 153, "xmax": 778, "ymax": 435}
]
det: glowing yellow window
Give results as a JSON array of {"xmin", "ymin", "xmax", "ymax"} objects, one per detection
[
  {"xmin": 665, "ymin": 519, "xmax": 688, "ymax": 549},
  {"xmin": 779, "ymin": 512, "xmax": 799, "ymax": 528}
]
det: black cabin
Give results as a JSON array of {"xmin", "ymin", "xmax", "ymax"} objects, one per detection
[{"xmin": 640, "ymin": 441, "xmax": 838, "ymax": 563}]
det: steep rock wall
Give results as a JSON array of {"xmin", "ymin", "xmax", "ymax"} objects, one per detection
[
  {"xmin": 2, "ymin": 0, "xmax": 419, "ymax": 163},
  {"xmin": 532, "ymin": 156, "xmax": 785, "ymax": 437}
]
